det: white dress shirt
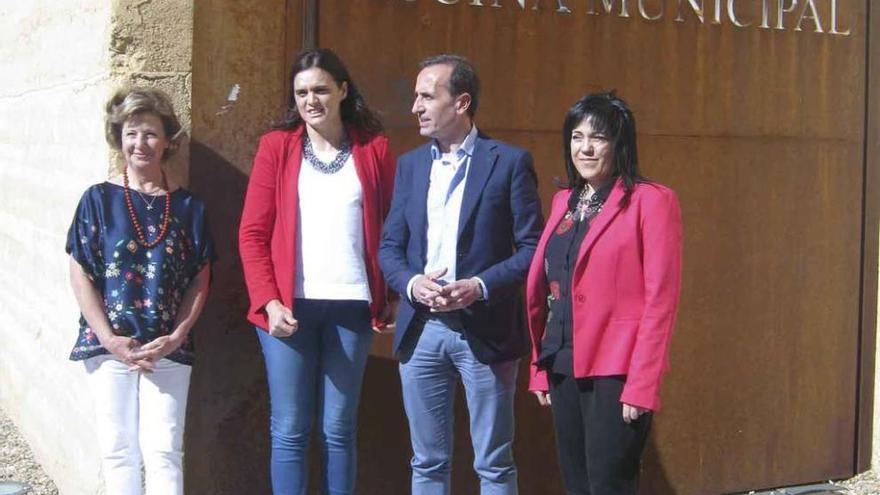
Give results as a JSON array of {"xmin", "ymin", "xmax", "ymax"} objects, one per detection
[{"xmin": 407, "ymin": 126, "xmax": 487, "ymax": 301}]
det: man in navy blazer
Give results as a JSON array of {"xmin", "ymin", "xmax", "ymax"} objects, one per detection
[{"xmin": 379, "ymin": 54, "xmax": 542, "ymax": 494}]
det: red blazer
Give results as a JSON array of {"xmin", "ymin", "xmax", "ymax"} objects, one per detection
[
  {"xmin": 238, "ymin": 126, "xmax": 396, "ymax": 330},
  {"xmin": 526, "ymin": 178, "xmax": 682, "ymax": 411}
]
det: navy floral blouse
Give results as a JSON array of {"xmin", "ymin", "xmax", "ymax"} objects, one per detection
[{"xmin": 65, "ymin": 182, "xmax": 215, "ymax": 365}]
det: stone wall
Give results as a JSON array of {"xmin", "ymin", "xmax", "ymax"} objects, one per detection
[
  {"xmin": 108, "ymin": 0, "xmax": 193, "ymax": 186},
  {"xmin": 0, "ymin": 1, "xmax": 192, "ymax": 493},
  {"xmin": 874, "ymin": 235, "xmax": 880, "ymax": 472}
]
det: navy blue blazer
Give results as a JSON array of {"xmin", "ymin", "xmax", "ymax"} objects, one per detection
[{"xmin": 379, "ymin": 132, "xmax": 543, "ymax": 364}]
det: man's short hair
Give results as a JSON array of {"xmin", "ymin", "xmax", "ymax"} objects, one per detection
[{"xmin": 419, "ymin": 54, "xmax": 480, "ymax": 117}]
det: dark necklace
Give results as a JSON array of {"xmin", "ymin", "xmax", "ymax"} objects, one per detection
[
  {"xmin": 572, "ymin": 186, "xmax": 605, "ymax": 221},
  {"xmin": 302, "ymin": 134, "xmax": 352, "ymax": 174},
  {"xmin": 123, "ymin": 169, "xmax": 172, "ymax": 248}
]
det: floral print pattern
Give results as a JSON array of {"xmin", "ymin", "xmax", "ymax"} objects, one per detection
[{"xmin": 66, "ymin": 182, "xmax": 215, "ymax": 365}]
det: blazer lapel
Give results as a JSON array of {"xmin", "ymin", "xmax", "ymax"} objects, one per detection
[
  {"xmin": 350, "ymin": 138, "xmax": 375, "ymax": 203},
  {"xmin": 574, "ymin": 178, "xmax": 625, "ymax": 275},
  {"xmin": 457, "ymin": 136, "xmax": 496, "ymax": 237},
  {"xmin": 411, "ymin": 144, "xmax": 433, "ymax": 265}
]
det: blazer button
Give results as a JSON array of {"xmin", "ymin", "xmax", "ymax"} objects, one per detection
[{"xmin": 576, "ymin": 295, "xmax": 585, "ymax": 303}]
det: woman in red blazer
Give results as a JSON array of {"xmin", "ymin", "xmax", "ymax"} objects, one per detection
[
  {"xmin": 238, "ymin": 49, "xmax": 395, "ymax": 494},
  {"xmin": 526, "ymin": 92, "xmax": 682, "ymax": 494}
]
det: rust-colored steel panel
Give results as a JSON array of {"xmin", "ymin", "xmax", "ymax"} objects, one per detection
[
  {"xmin": 188, "ymin": 1, "xmax": 290, "ymax": 493},
  {"xmin": 308, "ymin": 1, "xmax": 868, "ymax": 494}
]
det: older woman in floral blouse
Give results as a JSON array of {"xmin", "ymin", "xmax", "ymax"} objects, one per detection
[{"xmin": 67, "ymin": 87, "xmax": 214, "ymax": 495}]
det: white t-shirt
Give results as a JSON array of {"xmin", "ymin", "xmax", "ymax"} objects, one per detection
[{"xmin": 294, "ymin": 150, "xmax": 371, "ymax": 302}]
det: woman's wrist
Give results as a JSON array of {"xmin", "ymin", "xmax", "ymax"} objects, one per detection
[
  {"xmin": 265, "ymin": 299, "xmax": 283, "ymax": 313},
  {"xmin": 94, "ymin": 327, "xmax": 120, "ymax": 347},
  {"xmin": 167, "ymin": 329, "xmax": 188, "ymax": 349}
]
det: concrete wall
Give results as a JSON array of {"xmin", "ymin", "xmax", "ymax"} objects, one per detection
[
  {"xmin": 875, "ymin": 265, "xmax": 880, "ymax": 472},
  {"xmin": 874, "ymin": 235, "xmax": 880, "ymax": 472},
  {"xmin": 0, "ymin": 1, "xmax": 192, "ymax": 493},
  {"xmin": 0, "ymin": 2, "xmax": 114, "ymax": 493}
]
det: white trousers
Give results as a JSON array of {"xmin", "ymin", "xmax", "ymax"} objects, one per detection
[{"xmin": 85, "ymin": 355, "xmax": 192, "ymax": 495}]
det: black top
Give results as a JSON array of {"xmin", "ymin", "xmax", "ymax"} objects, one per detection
[{"xmin": 536, "ymin": 183, "xmax": 611, "ymax": 375}]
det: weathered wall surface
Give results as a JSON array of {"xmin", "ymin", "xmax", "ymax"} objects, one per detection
[
  {"xmin": 188, "ymin": 2, "xmax": 880, "ymax": 492},
  {"xmin": 108, "ymin": 0, "xmax": 194, "ymax": 186},
  {"xmin": 875, "ymin": 252, "xmax": 880, "ymax": 472},
  {"xmin": 187, "ymin": 1, "xmax": 288, "ymax": 492},
  {"xmin": 0, "ymin": 1, "xmax": 192, "ymax": 493},
  {"xmin": 868, "ymin": 7, "xmax": 880, "ymax": 475},
  {"xmin": 0, "ymin": 2, "xmax": 114, "ymax": 493}
]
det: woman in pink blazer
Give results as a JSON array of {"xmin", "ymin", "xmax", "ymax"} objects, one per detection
[{"xmin": 526, "ymin": 92, "xmax": 682, "ymax": 494}]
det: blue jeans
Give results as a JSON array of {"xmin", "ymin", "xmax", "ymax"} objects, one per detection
[
  {"xmin": 399, "ymin": 318, "xmax": 519, "ymax": 495},
  {"xmin": 257, "ymin": 299, "xmax": 374, "ymax": 495}
]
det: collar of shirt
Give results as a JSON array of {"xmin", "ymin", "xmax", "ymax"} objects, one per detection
[
  {"xmin": 430, "ymin": 125, "xmax": 478, "ymax": 166},
  {"xmin": 592, "ymin": 180, "xmax": 614, "ymax": 204},
  {"xmin": 568, "ymin": 180, "xmax": 614, "ymax": 210}
]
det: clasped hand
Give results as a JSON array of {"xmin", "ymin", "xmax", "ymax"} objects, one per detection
[
  {"xmin": 412, "ymin": 268, "xmax": 482, "ymax": 312},
  {"xmin": 103, "ymin": 334, "xmax": 181, "ymax": 373}
]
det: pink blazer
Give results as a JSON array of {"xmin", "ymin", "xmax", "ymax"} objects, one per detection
[
  {"xmin": 238, "ymin": 126, "xmax": 396, "ymax": 331},
  {"xmin": 526, "ymin": 178, "xmax": 682, "ymax": 411}
]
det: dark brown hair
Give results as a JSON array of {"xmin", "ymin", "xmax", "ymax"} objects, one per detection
[
  {"xmin": 419, "ymin": 54, "xmax": 481, "ymax": 117},
  {"xmin": 274, "ymin": 48, "xmax": 383, "ymax": 136}
]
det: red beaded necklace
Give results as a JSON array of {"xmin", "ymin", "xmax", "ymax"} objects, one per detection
[{"xmin": 123, "ymin": 168, "xmax": 172, "ymax": 248}]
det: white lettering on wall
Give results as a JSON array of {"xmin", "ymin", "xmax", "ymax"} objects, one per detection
[{"xmin": 402, "ymin": 0, "xmax": 853, "ymax": 36}]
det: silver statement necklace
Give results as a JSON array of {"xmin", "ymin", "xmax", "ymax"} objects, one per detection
[{"xmin": 303, "ymin": 134, "xmax": 352, "ymax": 175}]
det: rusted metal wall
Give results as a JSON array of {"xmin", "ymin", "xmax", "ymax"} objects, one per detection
[{"xmin": 188, "ymin": 1, "xmax": 872, "ymax": 493}]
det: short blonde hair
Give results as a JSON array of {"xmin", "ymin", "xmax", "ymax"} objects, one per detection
[{"xmin": 104, "ymin": 87, "xmax": 183, "ymax": 161}]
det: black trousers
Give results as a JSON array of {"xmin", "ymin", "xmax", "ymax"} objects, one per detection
[{"xmin": 548, "ymin": 374, "xmax": 652, "ymax": 495}]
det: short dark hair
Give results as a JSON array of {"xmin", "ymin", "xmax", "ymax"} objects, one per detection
[
  {"xmin": 419, "ymin": 54, "xmax": 480, "ymax": 117},
  {"xmin": 274, "ymin": 48, "xmax": 383, "ymax": 136},
  {"xmin": 562, "ymin": 91, "xmax": 645, "ymax": 206}
]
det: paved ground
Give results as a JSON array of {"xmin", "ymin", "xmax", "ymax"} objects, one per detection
[{"xmin": 2, "ymin": 406, "xmax": 880, "ymax": 494}]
